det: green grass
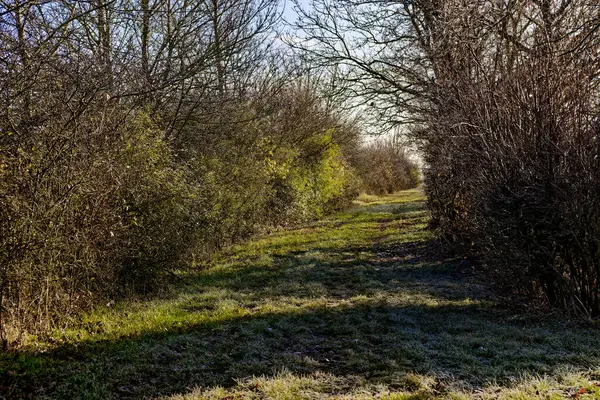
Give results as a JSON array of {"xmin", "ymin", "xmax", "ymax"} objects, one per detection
[{"xmin": 2, "ymin": 188, "xmax": 600, "ymax": 399}]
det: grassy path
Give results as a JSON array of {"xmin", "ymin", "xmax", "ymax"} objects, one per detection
[{"xmin": 2, "ymin": 189, "xmax": 600, "ymax": 399}]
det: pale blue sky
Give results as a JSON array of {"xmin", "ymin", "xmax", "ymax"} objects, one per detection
[{"xmin": 281, "ymin": 0, "xmax": 311, "ymax": 24}]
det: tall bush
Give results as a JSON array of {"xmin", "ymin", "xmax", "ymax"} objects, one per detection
[{"xmin": 354, "ymin": 138, "xmax": 420, "ymax": 195}]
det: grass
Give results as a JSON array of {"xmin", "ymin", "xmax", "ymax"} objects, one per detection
[{"xmin": 2, "ymin": 188, "xmax": 600, "ymax": 399}]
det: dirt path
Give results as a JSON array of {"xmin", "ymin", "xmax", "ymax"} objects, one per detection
[{"xmin": 2, "ymin": 189, "xmax": 600, "ymax": 399}]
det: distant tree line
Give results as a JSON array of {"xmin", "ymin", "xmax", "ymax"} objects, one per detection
[
  {"xmin": 294, "ymin": 0, "xmax": 600, "ymax": 317},
  {"xmin": 353, "ymin": 135, "xmax": 420, "ymax": 195}
]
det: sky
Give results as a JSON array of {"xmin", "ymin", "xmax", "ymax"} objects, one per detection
[{"xmin": 281, "ymin": 0, "xmax": 311, "ymax": 24}]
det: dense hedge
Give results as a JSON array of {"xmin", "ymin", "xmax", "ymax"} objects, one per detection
[
  {"xmin": 416, "ymin": 2, "xmax": 600, "ymax": 317},
  {"xmin": 0, "ymin": 27, "xmax": 363, "ymax": 345},
  {"xmin": 0, "ymin": 92, "xmax": 359, "ymax": 341},
  {"xmin": 353, "ymin": 138, "xmax": 420, "ymax": 195},
  {"xmin": 0, "ymin": 0, "xmax": 375, "ymax": 343}
]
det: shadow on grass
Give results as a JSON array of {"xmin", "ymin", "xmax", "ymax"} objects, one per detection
[
  {"xmin": 195, "ymin": 240, "xmax": 484, "ymax": 304},
  {"xmin": 5, "ymin": 300, "xmax": 599, "ymax": 399},
  {"xmin": 2, "ymin": 195, "xmax": 599, "ymax": 398}
]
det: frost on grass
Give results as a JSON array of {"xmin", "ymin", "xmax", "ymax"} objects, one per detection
[{"xmin": 2, "ymin": 189, "xmax": 600, "ymax": 399}]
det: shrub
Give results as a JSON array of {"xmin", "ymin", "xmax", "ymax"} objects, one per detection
[
  {"xmin": 277, "ymin": 131, "xmax": 359, "ymax": 221},
  {"xmin": 417, "ymin": 3, "xmax": 600, "ymax": 316},
  {"xmin": 0, "ymin": 110, "xmax": 206, "ymax": 341},
  {"xmin": 354, "ymin": 138, "xmax": 420, "ymax": 195},
  {"xmin": 115, "ymin": 113, "xmax": 207, "ymax": 291},
  {"xmin": 0, "ymin": 106, "xmax": 126, "ymax": 339}
]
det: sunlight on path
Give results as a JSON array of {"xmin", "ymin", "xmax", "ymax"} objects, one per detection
[{"xmin": 2, "ymin": 189, "xmax": 600, "ymax": 399}]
